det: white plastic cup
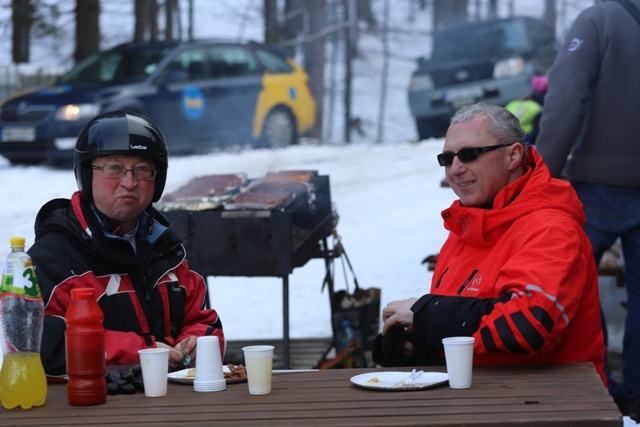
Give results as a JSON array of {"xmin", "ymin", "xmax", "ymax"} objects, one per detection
[
  {"xmin": 194, "ymin": 336, "xmax": 226, "ymax": 392},
  {"xmin": 442, "ymin": 336, "xmax": 475, "ymax": 389},
  {"xmin": 138, "ymin": 348, "xmax": 170, "ymax": 397},
  {"xmin": 242, "ymin": 345, "xmax": 274, "ymax": 395}
]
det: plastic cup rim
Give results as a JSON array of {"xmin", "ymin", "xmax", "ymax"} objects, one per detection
[
  {"xmin": 138, "ymin": 348, "xmax": 170, "ymax": 355},
  {"xmin": 242, "ymin": 345, "xmax": 275, "ymax": 352},
  {"xmin": 442, "ymin": 337, "xmax": 475, "ymax": 345}
]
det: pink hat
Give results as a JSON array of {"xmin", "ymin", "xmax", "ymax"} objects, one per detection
[{"xmin": 531, "ymin": 75, "xmax": 548, "ymax": 94}]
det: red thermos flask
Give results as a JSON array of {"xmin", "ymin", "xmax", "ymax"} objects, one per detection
[{"xmin": 65, "ymin": 287, "xmax": 107, "ymax": 405}]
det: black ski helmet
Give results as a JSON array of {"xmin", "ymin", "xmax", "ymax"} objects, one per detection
[{"xmin": 73, "ymin": 110, "xmax": 169, "ymax": 202}]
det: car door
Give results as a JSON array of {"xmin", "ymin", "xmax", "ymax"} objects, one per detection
[
  {"xmin": 148, "ymin": 44, "xmax": 262, "ymax": 153},
  {"xmin": 202, "ymin": 44, "xmax": 263, "ymax": 145},
  {"xmin": 145, "ymin": 46, "xmax": 213, "ymax": 155}
]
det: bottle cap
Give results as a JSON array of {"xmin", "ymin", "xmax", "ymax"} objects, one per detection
[
  {"xmin": 71, "ymin": 288, "xmax": 95, "ymax": 299},
  {"xmin": 9, "ymin": 237, "xmax": 26, "ymax": 248}
]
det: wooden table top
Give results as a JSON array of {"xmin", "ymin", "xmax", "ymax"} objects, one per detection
[{"xmin": 0, "ymin": 363, "xmax": 622, "ymax": 426}]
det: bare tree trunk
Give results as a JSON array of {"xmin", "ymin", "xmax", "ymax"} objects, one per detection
[
  {"xmin": 544, "ymin": 0, "xmax": 557, "ymax": 41},
  {"xmin": 11, "ymin": 0, "xmax": 34, "ymax": 64},
  {"xmin": 75, "ymin": 0, "xmax": 100, "ymax": 64},
  {"xmin": 264, "ymin": 0, "xmax": 278, "ymax": 44},
  {"xmin": 487, "ymin": 0, "xmax": 498, "ymax": 20},
  {"xmin": 306, "ymin": 0, "xmax": 325, "ymax": 140},
  {"xmin": 343, "ymin": 0, "xmax": 353, "ymax": 143},
  {"xmin": 356, "ymin": 0, "xmax": 377, "ymax": 29},
  {"xmin": 433, "ymin": 0, "xmax": 467, "ymax": 32},
  {"xmin": 149, "ymin": 0, "xmax": 159, "ymax": 41},
  {"xmin": 187, "ymin": 0, "xmax": 193, "ymax": 40},
  {"xmin": 375, "ymin": 0, "xmax": 390, "ymax": 144},
  {"xmin": 280, "ymin": 0, "xmax": 304, "ymax": 57},
  {"xmin": 134, "ymin": 0, "xmax": 150, "ymax": 41},
  {"xmin": 165, "ymin": 0, "xmax": 177, "ymax": 40}
]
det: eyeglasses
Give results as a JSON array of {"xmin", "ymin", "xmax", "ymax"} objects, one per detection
[
  {"xmin": 91, "ymin": 164, "xmax": 157, "ymax": 180},
  {"xmin": 437, "ymin": 143, "xmax": 515, "ymax": 167}
]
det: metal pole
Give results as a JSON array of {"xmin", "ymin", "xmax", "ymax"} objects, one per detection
[{"xmin": 282, "ymin": 275, "xmax": 290, "ymax": 369}]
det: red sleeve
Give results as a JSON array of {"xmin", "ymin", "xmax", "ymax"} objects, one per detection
[
  {"xmin": 469, "ymin": 214, "xmax": 597, "ymax": 357},
  {"xmin": 171, "ymin": 262, "xmax": 225, "ymax": 357}
]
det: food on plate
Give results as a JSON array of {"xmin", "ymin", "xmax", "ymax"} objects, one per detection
[
  {"xmin": 184, "ymin": 368, "xmax": 196, "ymax": 379},
  {"xmin": 225, "ymin": 364, "xmax": 247, "ymax": 379},
  {"xmin": 367, "ymin": 377, "xmax": 381, "ymax": 383}
]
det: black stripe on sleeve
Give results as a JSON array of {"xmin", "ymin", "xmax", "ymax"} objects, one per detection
[
  {"xmin": 529, "ymin": 306, "xmax": 555, "ymax": 333},
  {"xmin": 510, "ymin": 311, "xmax": 545, "ymax": 351},
  {"xmin": 480, "ymin": 326, "xmax": 499, "ymax": 352},
  {"xmin": 495, "ymin": 315, "xmax": 528, "ymax": 354}
]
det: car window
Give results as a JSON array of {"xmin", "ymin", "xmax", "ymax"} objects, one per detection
[
  {"xmin": 206, "ymin": 45, "xmax": 259, "ymax": 79},
  {"xmin": 524, "ymin": 19, "xmax": 553, "ymax": 47},
  {"xmin": 166, "ymin": 48, "xmax": 209, "ymax": 81},
  {"xmin": 431, "ymin": 19, "xmax": 530, "ymax": 62},
  {"xmin": 254, "ymin": 47, "xmax": 293, "ymax": 74},
  {"xmin": 58, "ymin": 45, "xmax": 171, "ymax": 84}
]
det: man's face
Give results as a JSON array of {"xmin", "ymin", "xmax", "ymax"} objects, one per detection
[
  {"xmin": 442, "ymin": 115, "xmax": 521, "ymax": 207},
  {"xmin": 91, "ymin": 155, "xmax": 156, "ymax": 231}
]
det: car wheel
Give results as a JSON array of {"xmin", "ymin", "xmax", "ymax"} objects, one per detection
[
  {"xmin": 415, "ymin": 117, "xmax": 440, "ymax": 140},
  {"xmin": 259, "ymin": 107, "xmax": 297, "ymax": 148}
]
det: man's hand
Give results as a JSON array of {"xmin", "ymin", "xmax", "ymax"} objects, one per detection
[
  {"xmin": 382, "ymin": 297, "xmax": 417, "ymax": 335},
  {"xmin": 157, "ymin": 336, "xmax": 197, "ymax": 371}
]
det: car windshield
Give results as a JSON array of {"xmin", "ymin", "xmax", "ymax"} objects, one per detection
[
  {"xmin": 57, "ymin": 45, "xmax": 173, "ymax": 84},
  {"xmin": 431, "ymin": 19, "xmax": 530, "ymax": 62}
]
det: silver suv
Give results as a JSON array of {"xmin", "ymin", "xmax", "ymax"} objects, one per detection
[{"xmin": 407, "ymin": 16, "xmax": 557, "ymax": 140}]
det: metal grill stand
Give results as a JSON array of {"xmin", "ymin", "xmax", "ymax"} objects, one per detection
[{"xmin": 160, "ymin": 174, "xmax": 335, "ymax": 369}]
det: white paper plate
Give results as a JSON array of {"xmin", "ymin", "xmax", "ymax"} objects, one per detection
[
  {"xmin": 350, "ymin": 371, "xmax": 448, "ymax": 391},
  {"xmin": 168, "ymin": 366, "xmax": 247, "ymax": 384}
]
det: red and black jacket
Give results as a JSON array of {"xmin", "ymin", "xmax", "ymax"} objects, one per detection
[
  {"xmin": 29, "ymin": 192, "xmax": 224, "ymax": 376},
  {"xmin": 374, "ymin": 149, "xmax": 606, "ymax": 384}
]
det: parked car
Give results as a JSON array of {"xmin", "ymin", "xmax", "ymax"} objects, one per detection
[
  {"xmin": 407, "ymin": 16, "xmax": 557, "ymax": 140},
  {"xmin": 0, "ymin": 39, "xmax": 316, "ymax": 165}
]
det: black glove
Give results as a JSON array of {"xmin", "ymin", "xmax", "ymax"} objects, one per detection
[
  {"xmin": 372, "ymin": 326, "xmax": 417, "ymax": 367},
  {"xmin": 105, "ymin": 365, "xmax": 144, "ymax": 395}
]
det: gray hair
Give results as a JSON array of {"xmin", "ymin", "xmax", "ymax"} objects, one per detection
[{"xmin": 451, "ymin": 103, "xmax": 527, "ymax": 151}]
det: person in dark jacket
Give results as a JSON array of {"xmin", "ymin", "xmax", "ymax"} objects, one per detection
[
  {"xmin": 535, "ymin": 0, "xmax": 640, "ymax": 420},
  {"xmin": 29, "ymin": 110, "xmax": 224, "ymax": 376}
]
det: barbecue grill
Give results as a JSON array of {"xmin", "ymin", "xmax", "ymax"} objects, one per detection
[{"xmin": 157, "ymin": 171, "xmax": 335, "ymax": 368}]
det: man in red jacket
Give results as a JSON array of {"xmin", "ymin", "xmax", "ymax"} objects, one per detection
[
  {"xmin": 29, "ymin": 111, "xmax": 225, "ymax": 376},
  {"xmin": 373, "ymin": 103, "xmax": 606, "ymax": 384}
]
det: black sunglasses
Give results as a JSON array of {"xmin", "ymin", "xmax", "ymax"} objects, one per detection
[{"xmin": 437, "ymin": 143, "xmax": 516, "ymax": 167}]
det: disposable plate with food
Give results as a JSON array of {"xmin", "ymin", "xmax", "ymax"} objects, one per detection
[
  {"xmin": 168, "ymin": 365, "xmax": 247, "ymax": 384},
  {"xmin": 350, "ymin": 371, "xmax": 449, "ymax": 391}
]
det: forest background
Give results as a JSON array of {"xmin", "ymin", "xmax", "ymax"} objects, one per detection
[{"xmin": 0, "ymin": 0, "xmax": 596, "ymax": 144}]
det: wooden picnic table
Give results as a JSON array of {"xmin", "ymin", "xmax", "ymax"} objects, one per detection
[{"xmin": 0, "ymin": 362, "xmax": 621, "ymax": 426}]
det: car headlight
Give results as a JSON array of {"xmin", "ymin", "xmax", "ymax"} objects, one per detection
[
  {"xmin": 54, "ymin": 104, "xmax": 101, "ymax": 121},
  {"xmin": 493, "ymin": 57, "xmax": 525, "ymax": 79},
  {"xmin": 409, "ymin": 74, "xmax": 434, "ymax": 92}
]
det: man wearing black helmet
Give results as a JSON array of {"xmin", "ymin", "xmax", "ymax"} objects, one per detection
[{"xmin": 28, "ymin": 110, "xmax": 225, "ymax": 376}]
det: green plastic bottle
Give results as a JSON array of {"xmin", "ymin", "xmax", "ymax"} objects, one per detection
[{"xmin": 0, "ymin": 237, "xmax": 47, "ymax": 410}]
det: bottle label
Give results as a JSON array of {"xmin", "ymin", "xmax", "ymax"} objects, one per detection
[{"xmin": 1, "ymin": 258, "xmax": 42, "ymax": 299}]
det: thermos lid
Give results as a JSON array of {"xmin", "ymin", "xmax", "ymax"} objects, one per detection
[{"xmin": 71, "ymin": 288, "xmax": 95, "ymax": 299}]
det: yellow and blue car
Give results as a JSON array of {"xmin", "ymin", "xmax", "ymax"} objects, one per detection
[{"xmin": 0, "ymin": 39, "xmax": 316, "ymax": 165}]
